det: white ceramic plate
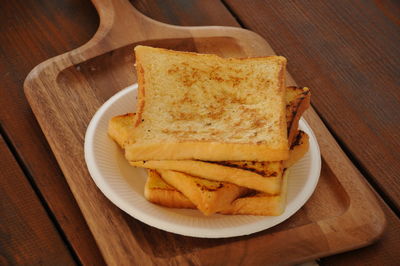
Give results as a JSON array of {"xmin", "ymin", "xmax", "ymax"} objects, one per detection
[{"xmin": 84, "ymin": 84, "xmax": 321, "ymax": 238}]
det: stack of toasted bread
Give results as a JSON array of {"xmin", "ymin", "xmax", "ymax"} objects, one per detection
[{"xmin": 108, "ymin": 45, "xmax": 311, "ymax": 216}]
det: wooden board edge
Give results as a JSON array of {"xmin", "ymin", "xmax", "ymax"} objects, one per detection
[{"xmin": 21, "ymin": 5, "xmax": 387, "ymax": 261}]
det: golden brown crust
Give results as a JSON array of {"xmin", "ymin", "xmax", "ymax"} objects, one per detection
[
  {"xmin": 158, "ymin": 170, "xmax": 248, "ymax": 215},
  {"xmin": 278, "ymin": 57, "xmax": 288, "ymax": 147},
  {"xmin": 133, "ymin": 59, "xmax": 145, "ymax": 128},
  {"xmin": 219, "ymin": 170, "xmax": 289, "ymax": 216},
  {"xmin": 286, "ymin": 87, "xmax": 311, "ymax": 144},
  {"xmin": 130, "ymin": 159, "xmax": 283, "ymax": 194},
  {"xmin": 108, "ymin": 113, "xmax": 135, "ymax": 148},
  {"xmin": 284, "ymin": 131, "xmax": 309, "ymax": 168},
  {"xmin": 145, "ymin": 170, "xmax": 195, "ymax": 209},
  {"xmin": 135, "ymin": 45, "xmax": 287, "ymax": 61},
  {"xmin": 125, "ymin": 142, "xmax": 289, "ymax": 162},
  {"xmin": 208, "ymin": 160, "xmax": 281, "ymax": 177}
]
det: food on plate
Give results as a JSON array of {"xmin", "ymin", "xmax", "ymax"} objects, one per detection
[
  {"xmin": 109, "ymin": 93, "xmax": 309, "ymax": 214},
  {"xmin": 130, "ymin": 160, "xmax": 283, "ymax": 194},
  {"xmin": 108, "ymin": 46, "xmax": 311, "ymax": 216}
]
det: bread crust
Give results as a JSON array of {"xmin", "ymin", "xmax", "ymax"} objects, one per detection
[
  {"xmin": 220, "ymin": 170, "xmax": 289, "ymax": 216},
  {"xmin": 133, "ymin": 57, "xmax": 145, "ymax": 128},
  {"xmin": 286, "ymin": 87, "xmax": 311, "ymax": 143},
  {"xmin": 284, "ymin": 130, "xmax": 309, "ymax": 168},
  {"xmin": 145, "ymin": 170, "xmax": 195, "ymax": 209},
  {"xmin": 125, "ymin": 142, "xmax": 289, "ymax": 162},
  {"xmin": 158, "ymin": 170, "xmax": 248, "ymax": 215},
  {"xmin": 108, "ymin": 113, "xmax": 135, "ymax": 148},
  {"xmin": 130, "ymin": 159, "xmax": 283, "ymax": 194},
  {"xmin": 142, "ymin": 134, "xmax": 304, "ymax": 215}
]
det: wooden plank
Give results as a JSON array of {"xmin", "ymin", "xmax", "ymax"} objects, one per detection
[
  {"xmin": 223, "ymin": 0, "xmax": 400, "ymax": 210},
  {"xmin": 0, "ymin": 0, "xmax": 105, "ymax": 265},
  {"xmin": 0, "ymin": 134, "xmax": 75, "ymax": 265}
]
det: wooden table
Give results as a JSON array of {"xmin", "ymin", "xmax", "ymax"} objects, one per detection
[{"xmin": 1, "ymin": 0, "xmax": 399, "ymax": 265}]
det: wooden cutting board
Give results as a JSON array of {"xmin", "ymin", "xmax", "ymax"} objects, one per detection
[{"xmin": 24, "ymin": 0, "xmax": 386, "ymax": 264}]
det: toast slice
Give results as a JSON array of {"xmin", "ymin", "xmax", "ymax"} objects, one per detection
[
  {"xmin": 157, "ymin": 170, "xmax": 248, "ymax": 215},
  {"xmin": 220, "ymin": 169, "xmax": 289, "ymax": 216},
  {"xmin": 145, "ymin": 169, "xmax": 195, "ymax": 209},
  {"xmin": 108, "ymin": 113, "xmax": 135, "ymax": 148},
  {"xmin": 130, "ymin": 159, "xmax": 283, "ymax": 194},
  {"xmin": 284, "ymin": 130, "xmax": 309, "ymax": 168},
  {"xmin": 125, "ymin": 45, "xmax": 288, "ymax": 162}
]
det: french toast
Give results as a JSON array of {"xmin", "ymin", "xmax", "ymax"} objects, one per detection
[{"xmin": 124, "ymin": 45, "xmax": 289, "ymax": 162}]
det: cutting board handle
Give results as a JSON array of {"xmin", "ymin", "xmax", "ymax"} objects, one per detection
[
  {"xmin": 74, "ymin": 0, "xmax": 275, "ymax": 62},
  {"xmin": 91, "ymin": 0, "xmax": 186, "ymax": 37},
  {"xmin": 73, "ymin": 0, "xmax": 190, "ymax": 61}
]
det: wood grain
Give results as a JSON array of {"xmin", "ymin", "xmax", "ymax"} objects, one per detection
[
  {"xmin": 224, "ymin": 0, "xmax": 400, "ymax": 211},
  {"xmin": 0, "ymin": 134, "xmax": 75, "ymax": 265},
  {"xmin": 131, "ymin": 0, "xmax": 238, "ymax": 27},
  {"xmin": 0, "ymin": 0, "xmax": 105, "ymax": 264},
  {"xmin": 1, "ymin": 0, "xmax": 398, "ymax": 264},
  {"xmin": 23, "ymin": 0, "xmax": 386, "ymax": 264}
]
